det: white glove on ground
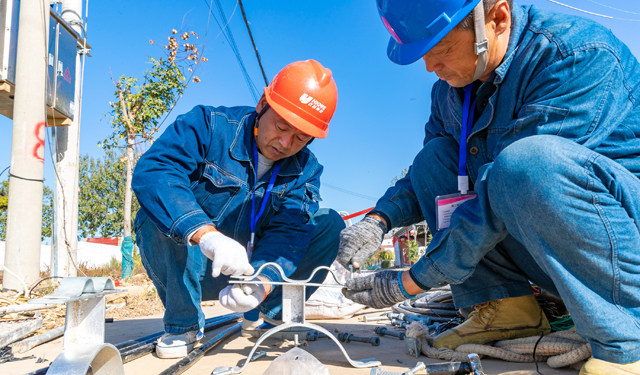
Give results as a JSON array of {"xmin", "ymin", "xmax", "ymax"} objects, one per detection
[
  {"xmin": 219, "ymin": 280, "xmax": 266, "ymax": 312},
  {"xmin": 198, "ymin": 231, "xmax": 254, "ymax": 277}
]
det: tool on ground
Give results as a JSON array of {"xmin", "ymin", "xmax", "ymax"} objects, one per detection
[
  {"xmin": 212, "ymin": 263, "xmax": 381, "ymax": 375},
  {"xmin": 388, "ymin": 313, "xmax": 432, "ymax": 325},
  {"xmin": 251, "ymin": 351, "xmax": 267, "ymax": 361},
  {"xmin": 405, "ymin": 337, "xmax": 420, "ymax": 358},
  {"xmin": 359, "ymin": 314, "xmax": 389, "ymax": 322},
  {"xmin": 338, "ymin": 332, "xmax": 380, "ymax": 346},
  {"xmin": 159, "ymin": 323, "xmax": 241, "ymax": 375},
  {"xmin": 306, "ymin": 331, "xmax": 330, "ymax": 341},
  {"xmin": 375, "ymin": 327, "xmax": 406, "ymax": 340},
  {"xmin": 391, "ymin": 319, "xmax": 412, "ymax": 329},
  {"xmin": 28, "ymin": 277, "xmax": 125, "ymax": 375},
  {"xmin": 371, "ymin": 354, "xmax": 485, "ymax": 375}
]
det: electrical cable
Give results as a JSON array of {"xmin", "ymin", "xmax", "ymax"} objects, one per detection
[
  {"xmin": 203, "ymin": 0, "xmax": 260, "ymax": 102},
  {"xmin": 581, "ymin": 0, "xmax": 640, "ymax": 16},
  {"xmin": 42, "ymin": 0, "xmax": 88, "ymax": 277},
  {"xmin": 545, "ymin": 0, "xmax": 640, "ymax": 21},
  {"xmin": 322, "ymin": 182, "xmax": 380, "ymax": 201},
  {"xmin": 238, "ymin": 0, "xmax": 268, "ymax": 86},
  {"xmin": 0, "ymin": 166, "xmax": 9, "ymax": 178}
]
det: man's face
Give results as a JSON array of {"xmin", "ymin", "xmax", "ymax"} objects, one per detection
[
  {"xmin": 422, "ymin": 28, "xmax": 479, "ymax": 88},
  {"xmin": 255, "ymin": 98, "xmax": 312, "ymax": 161}
]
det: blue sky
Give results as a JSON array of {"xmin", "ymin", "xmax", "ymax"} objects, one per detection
[{"xmin": 2, "ymin": 0, "xmax": 640, "ymax": 228}]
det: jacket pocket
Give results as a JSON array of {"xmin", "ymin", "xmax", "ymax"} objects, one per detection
[
  {"xmin": 198, "ymin": 163, "xmax": 244, "ymax": 221},
  {"xmin": 303, "ymin": 183, "xmax": 322, "ymax": 218},
  {"xmin": 515, "ymin": 104, "xmax": 570, "ymax": 136}
]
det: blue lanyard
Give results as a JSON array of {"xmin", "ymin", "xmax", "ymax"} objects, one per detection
[
  {"xmin": 458, "ymin": 83, "xmax": 476, "ymax": 194},
  {"xmin": 250, "ymin": 140, "xmax": 281, "ymax": 245}
]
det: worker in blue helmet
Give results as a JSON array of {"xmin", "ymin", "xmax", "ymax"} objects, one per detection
[{"xmin": 337, "ymin": 1, "xmax": 640, "ymax": 374}]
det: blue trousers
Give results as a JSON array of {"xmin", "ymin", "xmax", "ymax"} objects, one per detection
[
  {"xmin": 135, "ymin": 208, "xmax": 344, "ymax": 335},
  {"xmin": 410, "ymin": 135, "xmax": 640, "ymax": 363}
]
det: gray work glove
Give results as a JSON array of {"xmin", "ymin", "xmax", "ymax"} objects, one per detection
[
  {"xmin": 343, "ymin": 270, "xmax": 409, "ymax": 309},
  {"xmin": 337, "ymin": 215, "xmax": 387, "ymax": 269}
]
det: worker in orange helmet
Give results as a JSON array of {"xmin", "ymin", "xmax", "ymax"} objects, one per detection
[{"xmin": 132, "ymin": 60, "xmax": 343, "ymax": 359}]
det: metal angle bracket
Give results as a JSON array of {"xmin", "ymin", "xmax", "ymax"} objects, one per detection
[
  {"xmin": 213, "ymin": 263, "xmax": 380, "ymax": 374},
  {"xmin": 29, "ymin": 277, "xmax": 126, "ymax": 375},
  {"xmin": 212, "ymin": 322, "xmax": 380, "ymax": 375}
]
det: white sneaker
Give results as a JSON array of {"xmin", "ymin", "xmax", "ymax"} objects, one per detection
[
  {"xmin": 241, "ymin": 316, "xmax": 265, "ymax": 337},
  {"xmin": 156, "ymin": 329, "xmax": 202, "ymax": 359}
]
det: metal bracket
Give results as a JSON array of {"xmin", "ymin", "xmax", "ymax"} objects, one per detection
[
  {"xmin": 213, "ymin": 263, "xmax": 379, "ymax": 374},
  {"xmin": 29, "ymin": 277, "xmax": 126, "ymax": 375}
]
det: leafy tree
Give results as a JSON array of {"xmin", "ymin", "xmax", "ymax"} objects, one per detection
[
  {"xmin": 0, "ymin": 180, "xmax": 52, "ymax": 241},
  {"xmin": 102, "ymin": 29, "xmax": 205, "ymax": 243},
  {"xmin": 406, "ymin": 240, "xmax": 421, "ymax": 265},
  {"xmin": 77, "ymin": 150, "xmax": 140, "ymax": 239}
]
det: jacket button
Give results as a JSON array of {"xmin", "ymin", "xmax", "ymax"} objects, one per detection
[{"xmin": 469, "ymin": 147, "xmax": 479, "ymax": 155}]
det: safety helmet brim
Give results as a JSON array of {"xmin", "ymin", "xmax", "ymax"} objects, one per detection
[
  {"xmin": 263, "ymin": 88, "xmax": 329, "ymax": 139},
  {"xmin": 385, "ymin": 0, "xmax": 481, "ymax": 65}
]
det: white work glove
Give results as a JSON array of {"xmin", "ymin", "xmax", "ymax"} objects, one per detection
[
  {"xmin": 219, "ymin": 279, "xmax": 266, "ymax": 313},
  {"xmin": 198, "ymin": 231, "xmax": 255, "ymax": 277}
]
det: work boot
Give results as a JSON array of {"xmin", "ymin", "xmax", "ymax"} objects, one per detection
[
  {"xmin": 155, "ymin": 329, "xmax": 202, "ymax": 359},
  {"xmin": 580, "ymin": 357, "xmax": 640, "ymax": 375},
  {"xmin": 432, "ymin": 295, "xmax": 550, "ymax": 349}
]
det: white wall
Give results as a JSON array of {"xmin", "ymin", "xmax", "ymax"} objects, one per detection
[{"xmin": 0, "ymin": 241, "xmax": 122, "ymax": 272}]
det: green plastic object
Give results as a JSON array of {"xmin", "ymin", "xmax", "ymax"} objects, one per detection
[{"xmin": 121, "ymin": 236, "xmax": 134, "ymax": 280}]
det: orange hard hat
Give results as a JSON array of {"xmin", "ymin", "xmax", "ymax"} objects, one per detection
[{"xmin": 263, "ymin": 60, "xmax": 337, "ymax": 139}]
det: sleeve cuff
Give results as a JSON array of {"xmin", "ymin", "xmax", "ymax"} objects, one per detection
[
  {"xmin": 169, "ymin": 210, "xmax": 214, "ymax": 244},
  {"xmin": 409, "ymin": 256, "xmax": 454, "ymax": 290},
  {"xmin": 255, "ymin": 264, "xmax": 283, "ymax": 284}
]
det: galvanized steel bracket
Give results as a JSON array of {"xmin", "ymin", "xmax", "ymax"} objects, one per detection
[
  {"xmin": 213, "ymin": 263, "xmax": 380, "ymax": 374},
  {"xmin": 29, "ymin": 277, "xmax": 126, "ymax": 375}
]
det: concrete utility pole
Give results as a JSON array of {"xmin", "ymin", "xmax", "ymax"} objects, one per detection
[
  {"xmin": 51, "ymin": 0, "xmax": 84, "ymax": 277},
  {"xmin": 3, "ymin": 0, "xmax": 50, "ymax": 291}
]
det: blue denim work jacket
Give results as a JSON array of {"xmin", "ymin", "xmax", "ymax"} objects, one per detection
[
  {"xmin": 373, "ymin": 5, "xmax": 640, "ymax": 287},
  {"xmin": 132, "ymin": 105, "xmax": 324, "ymax": 283}
]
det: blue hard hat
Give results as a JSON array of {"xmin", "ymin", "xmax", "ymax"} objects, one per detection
[{"xmin": 376, "ymin": 0, "xmax": 482, "ymax": 65}]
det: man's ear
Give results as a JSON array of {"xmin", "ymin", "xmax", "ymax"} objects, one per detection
[
  {"xmin": 491, "ymin": 0, "xmax": 511, "ymax": 36},
  {"xmin": 256, "ymin": 94, "xmax": 267, "ymax": 112}
]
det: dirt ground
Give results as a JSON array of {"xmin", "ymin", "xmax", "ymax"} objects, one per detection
[{"xmin": 1, "ymin": 292, "xmax": 581, "ymax": 375}]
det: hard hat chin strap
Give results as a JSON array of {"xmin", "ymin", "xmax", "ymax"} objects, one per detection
[{"xmin": 472, "ymin": 1, "xmax": 489, "ymax": 82}]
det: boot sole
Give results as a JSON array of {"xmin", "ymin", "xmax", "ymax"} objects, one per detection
[{"xmin": 433, "ymin": 327, "xmax": 548, "ymax": 349}]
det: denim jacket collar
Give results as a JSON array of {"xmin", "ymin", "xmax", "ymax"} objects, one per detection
[
  {"xmin": 493, "ymin": 4, "xmax": 527, "ymax": 84},
  {"xmin": 229, "ymin": 111, "xmax": 303, "ymax": 179}
]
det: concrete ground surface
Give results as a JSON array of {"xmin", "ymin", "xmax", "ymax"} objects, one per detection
[{"xmin": 6, "ymin": 304, "xmax": 580, "ymax": 375}]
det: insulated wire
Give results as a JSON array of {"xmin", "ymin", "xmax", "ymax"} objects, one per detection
[
  {"xmin": 204, "ymin": 0, "xmax": 260, "ymax": 102},
  {"xmin": 322, "ymin": 183, "xmax": 379, "ymax": 202},
  {"xmin": 214, "ymin": 0, "xmax": 260, "ymax": 101},
  {"xmin": 545, "ymin": 0, "xmax": 640, "ymax": 21},
  {"xmin": 43, "ymin": 0, "xmax": 89, "ymax": 276},
  {"xmin": 581, "ymin": 0, "xmax": 640, "ymax": 16},
  {"xmin": 238, "ymin": 0, "xmax": 268, "ymax": 86}
]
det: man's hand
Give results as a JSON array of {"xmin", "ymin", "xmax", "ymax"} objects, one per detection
[
  {"xmin": 198, "ymin": 231, "xmax": 254, "ymax": 277},
  {"xmin": 343, "ymin": 270, "xmax": 412, "ymax": 309},
  {"xmin": 337, "ymin": 215, "xmax": 387, "ymax": 269},
  {"xmin": 219, "ymin": 278, "xmax": 267, "ymax": 313}
]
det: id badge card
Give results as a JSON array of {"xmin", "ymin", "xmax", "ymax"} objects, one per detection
[
  {"xmin": 435, "ymin": 192, "xmax": 477, "ymax": 231},
  {"xmin": 246, "ymin": 241, "xmax": 254, "ymax": 262}
]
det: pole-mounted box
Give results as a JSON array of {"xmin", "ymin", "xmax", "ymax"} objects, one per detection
[{"xmin": 0, "ymin": 0, "xmax": 89, "ymax": 126}]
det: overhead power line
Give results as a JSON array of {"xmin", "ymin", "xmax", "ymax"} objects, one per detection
[
  {"xmin": 323, "ymin": 183, "xmax": 380, "ymax": 202},
  {"xmin": 581, "ymin": 0, "xmax": 640, "ymax": 16},
  {"xmin": 546, "ymin": 0, "xmax": 640, "ymax": 21},
  {"xmin": 204, "ymin": 0, "xmax": 261, "ymax": 102},
  {"xmin": 238, "ymin": 0, "xmax": 269, "ymax": 87}
]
